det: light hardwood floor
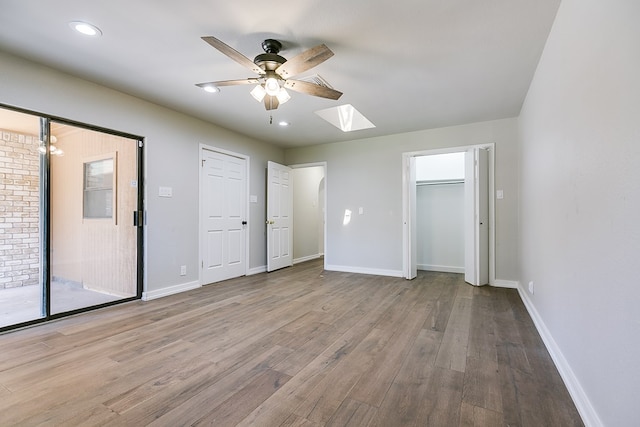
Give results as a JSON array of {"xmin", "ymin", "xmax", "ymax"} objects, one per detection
[{"xmin": 0, "ymin": 259, "xmax": 583, "ymax": 426}]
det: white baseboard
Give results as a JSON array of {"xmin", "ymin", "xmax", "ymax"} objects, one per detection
[
  {"xmin": 492, "ymin": 279, "xmax": 519, "ymax": 289},
  {"xmin": 293, "ymin": 254, "xmax": 323, "ymax": 264},
  {"xmin": 247, "ymin": 265, "xmax": 267, "ymax": 276},
  {"xmin": 142, "ymin": 280, "xmax": 200, "ymax": 301},
  {"xmin": 417, "ymin": 264, "xmax": 464, "ymax": 274},
  {"xmin": 324, "ymin": 264, "xmax": 404, "ymax": 278},
  {"xmin": 517, "ymin": 286, "xmax": 602, "ymax": 427}
]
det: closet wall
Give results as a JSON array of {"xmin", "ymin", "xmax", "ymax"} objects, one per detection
[{"xmin": 415, "ymin": 153, "xmax": 465, "ymax": 273}]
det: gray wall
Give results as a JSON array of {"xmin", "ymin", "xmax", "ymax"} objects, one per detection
[
  {"xmin": 292, "ymin": 166, "xmax": 324, "ymax": 262},
  {"xmin": 284, "ymin": 118, "xmax": 519, "ymax": 281},
  {"xmin": 0, "ymin": 50, "xmax": 284, "ymax": 294},
  {"xmin": 518, "ymin": 0, "xmax": 639, "ymax": 425}
]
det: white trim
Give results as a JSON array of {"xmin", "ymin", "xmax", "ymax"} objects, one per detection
[
  {"xmin": 325, "ymin": 264, "xmax": 403, "ymax": 278},
  {"xmin": 247, "ymin": 266, "xmax": 267, "ymax": 275},
  {"xmin": 142, "ymin": 280, "xmax": 200, "ymax": 301},
  {"xmin": 294, "ymin": 254, "xmax": 323, "ymax": 264},
  {"xmin": 402, "ymin": 143, "xmax": 496, "ymax": 284},
  {"xmin": 492, "ymin": 279, "xmax": 519, "ymax": 289},
  {"xmin": 199, "ymin": 144, "xmax": 250, "ymax": 285},
  {"xmin": 517, "ymin": 286, "xmax": 602, "ymax": 427},
  {"xmin": 417, "ymin": 264, "xmax": 465, "ymax": 274}
]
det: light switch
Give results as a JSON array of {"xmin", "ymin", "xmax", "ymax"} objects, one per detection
[
  {"xmin": 250, "ymin": 195, "xmax": 258, "ymax": 203},
  {"xmin": 496, "ymin": 190, "xmax": 504, "ymax": 200},
  {"xmin": 159, "ymin": 186, "xmax": 172, "ymax": 197},
  {"xmin": 359, "ymin": 207, "xmax": 364, "ymax": 215}
]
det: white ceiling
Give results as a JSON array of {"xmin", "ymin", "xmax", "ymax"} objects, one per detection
[{"xmin": 0, "ymin": 0, "xmax": 560, "ymax": 148}]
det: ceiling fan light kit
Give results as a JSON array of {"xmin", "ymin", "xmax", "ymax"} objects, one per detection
[
  {"xmin": 250, "ymin": 85, "xmax": 267, "ymax": 102},
  {"xmin": 196, "ymin": 36, "xmax": 342, "ymax": 110}
]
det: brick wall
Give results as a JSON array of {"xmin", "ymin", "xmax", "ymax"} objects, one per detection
[{"xmin": 0, "ymin": 129, "xmax": 40, "ymax": 289}]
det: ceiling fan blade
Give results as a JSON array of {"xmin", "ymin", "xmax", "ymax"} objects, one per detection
[
  {"xmin": 264, "ymin": 95, "xmax": 279, "ymax": 110},
  {"xmin": 196, "ymin": 78, "xmax": 260, "ymax": 88},
  {"xmin": 284, "ymin": 80, "xmax": 343, "ymax": 100},
  {"xmin": 275, "ymin": 44, "xmax": 334, "ymax": 78},
  {"xmin": 201, "ymin": 36, "xmax": 265, "ymax": 75}
]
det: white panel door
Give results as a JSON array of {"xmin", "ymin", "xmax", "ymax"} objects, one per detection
[
  {"xmin": 464, "ymin": 148, "xmax": 489, "ymax": 286},
  {"xmin": 267, "ymin": 161, "xmax": 293, "ymax": 272},
  {"xmin": 201, "ymin": 149, "xmax": 246, "ymax": 284}
]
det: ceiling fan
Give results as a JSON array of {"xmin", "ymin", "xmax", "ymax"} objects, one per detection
[{"xmin": 196, "ymin": 36, "xmax": 343, "ymax": 110}]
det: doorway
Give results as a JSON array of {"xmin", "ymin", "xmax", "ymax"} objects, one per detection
[
  {"xmin": 0, "ymin": 105, "xmax": 144, "ymax": 331},
  {"xmin": 265, "ymin": 161, "xmax": 327, "ymax": 272},
  {"xmin": 291, "ymin": 163, "xmax": 326, "ymax": 265},
  {"xmin": 415, "ymin": 152, "xmax": 466, "ymax": 273},
  {"xmin": 402, "ymin": 144, "xmax": 494, "ymax": 285}
]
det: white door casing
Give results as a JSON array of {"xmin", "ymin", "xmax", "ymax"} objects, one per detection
[
  {"xmin": 200, "ymin": 147, "xmax": 247, "ymax": 284},
  {"xmin": 402, "ymin": 144, "xmax": 494, "ymax": 284},
  {"xmin": 267, "ymin": 161, "xmax": 293, "ymax": 272}
]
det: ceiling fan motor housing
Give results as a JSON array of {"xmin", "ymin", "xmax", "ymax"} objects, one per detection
[{"xmin": 254, "ymin": 39, "xmax": 286, "ymax": 72}]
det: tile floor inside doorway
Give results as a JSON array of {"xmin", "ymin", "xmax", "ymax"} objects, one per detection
[{"xmin": 0, "ymin": 282, "xmax": 123, "ymax": 328}]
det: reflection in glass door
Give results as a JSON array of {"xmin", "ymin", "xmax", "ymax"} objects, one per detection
[
  {"xmin": 49, "ymin": 122, "xmax": 139, "ymax": 315},
  {"xmin": 0, "ymin": 108, "xmax": 45, "ymax": 328}
]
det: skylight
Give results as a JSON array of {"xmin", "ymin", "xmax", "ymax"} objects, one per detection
[{"xmin": 315, "ymin": 104, "xmax": 375, "ymax": 132}]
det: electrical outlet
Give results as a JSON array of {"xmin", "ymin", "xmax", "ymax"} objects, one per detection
[
  {"xmin": 528, "ymin": 281, "xmax": 534, "ymax": 294},
  {"xmin": 180, "ymin": 265, "xmax": 187, "ymax": 276}
]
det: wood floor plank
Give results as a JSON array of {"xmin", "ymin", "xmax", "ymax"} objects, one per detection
[
  {"xmin": 325, "ymin": 398, "xmax": 377, "ymax": 427},
  {"xmin": 281, "ymin": 414, "xmax": 323, "ymax": 427},
  {"xmin": 146, "ymin": 345, "xmax": 294, "ymax": 426},
  {"xmin": 191, "ymin": 368, "xmax": 291, "ymax": 426},
  {"xmin": 462, "ymin": 356, "xmax": 502, "ymax": 413},
  {"xmin": 0, "ymin": 260, "xmax": 584, "ymax": 427},
  {"xmin": 459, "ymin": 401, "xmax": 504, "ymax": 427},
  {"xmin": 348, "ymin": 305, "xmax": 430, "ymax": 407},
  {"xmin": 435, "ymin": 289, "xmax": 473, "ymax": 373},
  {"xmin": 237, "ymin": 354, "xmax": 343, "ymax": 426},
  {"xmin": 467, "ymin": 288, "xmax": 498, "ymax": 362}
]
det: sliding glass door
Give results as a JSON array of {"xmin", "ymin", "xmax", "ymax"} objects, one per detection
[
  {"xmin": 0, "ymin": 106, "xmax": 143, "ymax": 331},
  {"xmin": 49, "ymin": 121, "xmax": 140, "ymax": 315}
]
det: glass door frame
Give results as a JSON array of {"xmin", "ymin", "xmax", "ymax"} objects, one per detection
[{"xmin": 0, "ymin": 104, "xmax": 144, "ymax": 332}]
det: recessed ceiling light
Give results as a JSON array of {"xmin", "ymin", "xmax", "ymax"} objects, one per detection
[
  {"xmin": 202, "ymin": 85, "xmax": 219, "ymax": 93},
  {"xmin": 278, "ymin": 121, "xmax": 290, "ymax": 127},
  {"xmin": 69, "ymin": 21, "xmax": 102, "ymax": 37}
]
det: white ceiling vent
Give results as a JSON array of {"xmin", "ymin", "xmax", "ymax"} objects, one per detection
[{"xmin": 298, "ymin": 74, "xmax": 334, "ymax": 89}]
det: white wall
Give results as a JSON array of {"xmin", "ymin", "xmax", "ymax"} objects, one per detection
[
  {"xmin": 518, "ymin": 0, "xmax": 640, "ymax": 425},
  {"xmin": 285, "ymin": 118, "xmax": 519, "ymax": 280},
  {"xmin": 416, "ymin": 183, "xmax": 465, "ymax": 272},
  {"xmin": 292, "ymin": 166, "xmax": 324, "ymax": 262},
  {"xmin": 0, "ymin": 50, "xmax": 284, "ymax": 294}
]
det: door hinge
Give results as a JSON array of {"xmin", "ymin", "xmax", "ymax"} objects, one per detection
[
  {"xmin": 201, "ymin": 260, "xmax": 203, "ymax": 269},
  {"xmin": 202, "ymin": 159, "xmax": 205, "ymax": 167}
]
